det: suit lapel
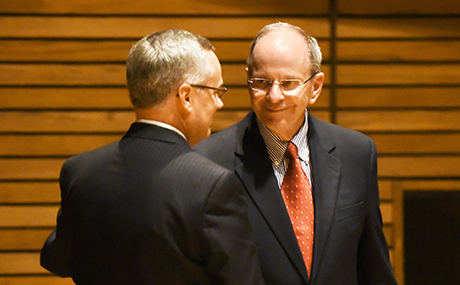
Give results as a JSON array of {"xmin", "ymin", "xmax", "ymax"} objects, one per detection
[
  {"xmin": 233, "ymin": 113, "xmax": 310, "ymax": 283},
  {"xmin": 307, "ymin": 115, "xmax": 341, "ymax": 282}
]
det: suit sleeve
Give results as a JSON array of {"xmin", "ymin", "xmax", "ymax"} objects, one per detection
[
  {"xmin": 40, "ymin": 160, "xmax": 76, "ymax": 277},
  {"xmin": 200, "ymin": 170, "xmax": 264, "ymax": 285},
  {"xmin": 357, "ymin": 140, "xmax": 398, "ymax": 284}
]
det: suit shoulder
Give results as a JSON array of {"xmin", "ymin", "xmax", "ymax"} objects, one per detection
[
  {"xmin": 310, "ymin": 116, "xmax": 374, "ymax": 149},
  {"xmin": 64, "ymin": 141, "xmax": 119, "ymax": 167},
  {"xmin": 153, "ymin": 148, "xmax": 234, "ymax": 189},
  {"xmin": 196, "ymin": 122, "xmax": 241, "ymax": 150},
  {"xmin": 194, "ymin": 120, "xmax": 245, "ymax": 168},
  {"xmin": 185, "ymin": 150, "xmax": 230, "ymax": 172}
]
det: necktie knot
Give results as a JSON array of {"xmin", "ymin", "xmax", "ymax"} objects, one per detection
[
  {"xmin": 285, "ymin": 142, "xmax": 303, "ymax": 178},
  {"xmin": 285, "ymin": 142, "xmax": 299, "ymax": 162}
]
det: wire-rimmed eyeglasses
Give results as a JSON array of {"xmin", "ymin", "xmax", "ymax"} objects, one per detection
[
  {"xmin": 190, "ymin": 84, "xmax": 227, "ymax": 99},
  {"xmin": 248, "ymin": 73, "xmax": 317, "ymax": 95}
]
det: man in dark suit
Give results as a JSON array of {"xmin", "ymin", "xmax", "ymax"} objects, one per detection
[
  {"xmin": 40, "ymin": 29, "xmax": 263, "ymax": 285},
  {"xmin": 194, "ymin": 23, "xmax": 398, "ymax": 284}
]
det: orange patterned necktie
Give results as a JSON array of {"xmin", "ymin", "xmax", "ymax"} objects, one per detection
[{"xmin": 280, "ymin": 142, "xmax": 314, "ymax": 277}]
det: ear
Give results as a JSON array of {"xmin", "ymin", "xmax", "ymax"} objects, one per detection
[
  {"xmin": 176, "ymin": 83, "xmax": 193, "ymax": 114},
  {"xmin": 308, "ymin": 72, "xmax": 324, "ymax": 105}
]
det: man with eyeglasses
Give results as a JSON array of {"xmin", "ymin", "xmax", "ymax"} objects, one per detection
[
  {"xmin": 40, "ymin": 29, "xmax": 263, "ymax": 284},
  {"xmin": 195, "ymin": 23, "xmax": 397, "ymax": 284}
]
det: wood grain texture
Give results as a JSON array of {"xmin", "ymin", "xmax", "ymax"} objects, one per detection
[
  {"xmin": 0, "ymin": 17, "xmax": 330, "ymax": 39},
  {"xmin": 1, "ymin": 1, "xmax": 460, "ymax": 283},
  {"xmin": 0, "ymin": 0, "xmax": 330, "ymax": 15}
]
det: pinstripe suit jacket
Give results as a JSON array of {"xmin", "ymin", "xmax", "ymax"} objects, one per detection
[
  {"xmin": 41, "ymin": 122, "xmax": 263, "ymax": 285},
  {"xmin": 194, "ymin": 111, "xmax": 397, "ymax": 285}
]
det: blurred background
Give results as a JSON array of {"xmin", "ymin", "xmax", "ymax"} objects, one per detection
[{"xmin": 0, "ymin": 0, "xmax": 459, "ymax": 284}]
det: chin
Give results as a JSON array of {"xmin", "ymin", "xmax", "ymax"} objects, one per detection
[
  {"xmin": 262, "ymin": 116, "xmax": 285, "ymax": 128},
  {"xmin": 197, "ymin": 129, "xmax": 211, "ymax": 145}
]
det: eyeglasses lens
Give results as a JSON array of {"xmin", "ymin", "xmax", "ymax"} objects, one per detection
[{"xmin": 250, "ymin": 79, "xmax": 301, "ymax": 92}]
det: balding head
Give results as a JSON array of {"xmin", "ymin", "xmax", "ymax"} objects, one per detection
[{"xmin": 247, "ymin": 22, "xmax": 322, "ymax": 76}]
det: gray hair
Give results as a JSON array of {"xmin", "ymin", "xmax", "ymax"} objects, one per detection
[
  {"xmin": 126, "ymin": 29, "xmax": 215, "ymax": 108},
  {"xmin": 247, "ymin": 22, "xmax": 322, "ymax": 75}
]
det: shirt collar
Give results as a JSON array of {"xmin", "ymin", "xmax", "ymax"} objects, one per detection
[
  {"xmin": 136, "ymin": 119, "xmax": 187, "ymax": 141},
  {"xmin": 257, "ymin": 110, "xmax": 309, "ymax": 167}
]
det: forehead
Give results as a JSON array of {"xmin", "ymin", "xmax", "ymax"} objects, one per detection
[
  {"xmin": 205, "ymin": 50, "xmax": 223, "ymax": 83},
  {"xmin": 251, "ymin": 29, "xmax": 310, "ymax": 75}
]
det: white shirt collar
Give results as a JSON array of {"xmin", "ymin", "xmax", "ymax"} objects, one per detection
[{"xmin": 136, "ymin": 119, "xmax": 187, "ymax": 141}]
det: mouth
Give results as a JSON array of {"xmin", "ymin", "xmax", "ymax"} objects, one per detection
[{"xmin": 264, "ymin": 106, "xmax": 288, "ymax": 113}]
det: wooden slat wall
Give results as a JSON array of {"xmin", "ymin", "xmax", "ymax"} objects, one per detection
[
  {"xmin": 0, "ymin": 0, "xmax": 459, "ymax": 284},
  {"xmin": 335, "ymin": 1, "xmax": 460, "ymax": 284}
]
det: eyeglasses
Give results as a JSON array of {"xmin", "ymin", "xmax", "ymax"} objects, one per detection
[
  {"xmin": 190, "ymin": 84, "xmax": 227, "ymax": 99},
  {"xmin": 248, "ymin": 73, "xmax": 317, "ymax": 95}
]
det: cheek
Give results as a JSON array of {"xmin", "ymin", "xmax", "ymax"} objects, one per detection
[
  {"xmin": 302, "ymin": 96, "xmax": 310, "ymax": 108},
  {"xmin": 297, "ymin": 91, "xmax": 311, "ymax": 108},
  {"xmin": 250, "ymin": 94, "xmax": 264, "ymax": 108},
  {"xmin": 204, "ymin": 102, "xmax": 217, "ymax": 122}
]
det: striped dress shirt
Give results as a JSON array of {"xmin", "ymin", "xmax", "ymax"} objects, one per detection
[{"xmin": 257, "ymin": 110, "xmax": 312, "ymax": 188}]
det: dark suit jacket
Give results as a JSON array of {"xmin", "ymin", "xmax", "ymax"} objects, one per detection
[
  {"xmin": 194, "ymin": 111, "xmax": 397, "ymax": 285},
  {"xmin": 41, "ymin": 122, "xmax": 263, "ymax": 285}
]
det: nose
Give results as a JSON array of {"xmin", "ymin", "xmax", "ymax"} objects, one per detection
[
  {"xmin": 215, "ymin": 97, "xmax": 224, "ymax": 110},
  {"xmin": 266, "ymin": 82, "xmax": 285, "ymax": 103}
]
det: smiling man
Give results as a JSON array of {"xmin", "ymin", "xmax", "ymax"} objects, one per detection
[{"xmin": 195, "ymin": 22, "xmax": 397, "ymax": 285}]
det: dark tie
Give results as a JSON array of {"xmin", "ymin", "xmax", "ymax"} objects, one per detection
[{"xmin": 280, "ymin": 142, "xmax": 314, "ymax": 277}]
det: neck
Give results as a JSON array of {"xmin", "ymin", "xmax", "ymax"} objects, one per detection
[
  {"xmin": 134, "ymin": 100, "xmax": 184, "ymax": 135},
  {"xmin": 268, "ymin": 119, "xmax": 304, "ymax": 141}
]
